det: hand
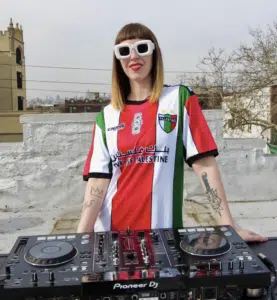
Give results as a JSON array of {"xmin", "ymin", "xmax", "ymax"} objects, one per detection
[{"xmin": 236, "ymin": 229, "xmax": 268, "ymax": 242}]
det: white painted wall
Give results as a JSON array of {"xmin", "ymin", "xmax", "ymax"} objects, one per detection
[{"xmin": 0, "ymin": 111, "xmax": 276, "ymax": 254}]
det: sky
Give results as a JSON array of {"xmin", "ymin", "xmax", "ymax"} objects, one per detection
[{"xmin": 0, "ymin": 0, "xmax": 277, "ymax": 100}]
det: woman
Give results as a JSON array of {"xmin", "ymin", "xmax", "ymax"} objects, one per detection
[{"xmin": 77, "ymin": 23, "xmax": 267, "ymax": 242}]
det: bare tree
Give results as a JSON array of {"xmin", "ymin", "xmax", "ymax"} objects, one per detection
[{"xmin": 180, "ymin": 21, "xmax": 277, "ymax": 140}]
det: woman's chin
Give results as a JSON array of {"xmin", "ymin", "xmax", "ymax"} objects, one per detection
[{"xmin": 128, "ymin": 73, "xmax": 149, "ymax": 83}]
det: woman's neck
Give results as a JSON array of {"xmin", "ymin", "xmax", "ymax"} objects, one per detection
[{"xmin": 128, "ymin": 78, "xmax": 152, "ymax": 101}]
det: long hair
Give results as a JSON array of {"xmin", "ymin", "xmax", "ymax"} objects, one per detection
[{"xmin": 111, "ymin": 23, "xmax": 164, "ymax": 110}]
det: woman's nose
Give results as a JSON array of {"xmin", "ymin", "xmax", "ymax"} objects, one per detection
[{"xmin": 130, "ymin": 48, "xmax": 139, "ymax": 59}]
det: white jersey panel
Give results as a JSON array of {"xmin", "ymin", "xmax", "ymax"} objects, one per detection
[
  {"xmin": 89, "ymin": 123, "xmax": 111, "ymax": 174},
  {"xmin": 183, "ymin": 107, "xmax": 199, "ymax": 160},
  {"xmin": 94, "ymin": 105, "xmax": 121, "ymax": 232},
  {"xmin": 151, "ymin": 86, "xmax": 179, "ymax": 228}
]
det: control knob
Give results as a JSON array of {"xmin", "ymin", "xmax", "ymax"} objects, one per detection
[
  {"xmin": 141, "ymin": 269, "xmax": 148, "ymax": 278},
  {"xmin": 239, "ymin": 260, "xmax": 244, "ymax": 271},
  {"xmin": 152, "ymin": 231, "xmax": 159, "ymax": 243},
  {"xmin": 154, "ymin": 269, "xmax": 160, "ymax": 278},
  {"xmin": 112, "ymin": 232, "xmax": 118, "ymax": 240},
  {"xmin": 113, "ymin": 257, "xmax": 119, "ymax": 266},
  {"xmin": 5, "ymin": 266, "xmax": 11, "ymax": 279},
  {"xmin": 98, "ymin": 244, "xmax": 103, "ymax": 254},
  {"xmin": 228, "ymin": 260, "xmax": 233, "ymax": 271},
  {"xmin": 144, "ymin": 255, "xmax": 150, "ymax": 265},
  {"xmin": 5, "ymin": 266, "xmax": 11, "ymax": 275},
  {"xmin": 138, "ymin": 231, "xmax": 145, "ymax": 239},
  {"xmin": 113, "ymin": 272, "xmax": 119, "ymax": 280},
  {"xmin": 32, "ymin": 272, "xmax": 38, "ymax": 283},
  {"xmin": 49, "ymin": 271, "xmax": 55, "ymax": 282}
]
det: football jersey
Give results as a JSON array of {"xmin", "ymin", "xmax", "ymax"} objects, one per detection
[{"xmin": 83, "ymin": 85, "xmax": 218, "ymax": 232}]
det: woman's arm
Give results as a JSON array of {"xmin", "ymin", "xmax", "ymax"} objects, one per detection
[
  {"xmin": 192, "ymin": 156, "xmax": 234, "ymax": 226},
  {"xmin": 77, "ymin": 177, "xmax": 110, "ymax": 233},
  {"xmin": 192, "ymin": 156, "xmax": 267, "ymax": 242}
]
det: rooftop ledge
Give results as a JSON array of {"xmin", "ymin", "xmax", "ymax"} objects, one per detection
[{"xmin": 20, "ymin": 113, "xmax": 98, "ymax": 124}]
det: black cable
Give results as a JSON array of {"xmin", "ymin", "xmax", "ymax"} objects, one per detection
[
  {"xmin": 0, "ymin": 78, "xmax": 111, "ymax": 86},
  {"xmin": 226, "ymin": 291, "xmax": 237, "ymax": 300},
  {"xmin": 0, "ymin": 78, "xmax": 276, "ymax": 90},
  {"xmin": 0, "ymin": 86, "xmax": 272, "ymax": 96},
  {"xmin": 257, "ymin": 253, "xmax": 277, "ymax": 300},
  {"xmin": 0, "ymin": 62, "xmax": 274, "ymax": 74},
  {"xmin": 0, "ymin": 86, "xmax": 108, "ymax": 94}
]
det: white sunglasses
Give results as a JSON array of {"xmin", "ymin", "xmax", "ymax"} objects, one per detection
[{"xmin": 114, "ymin": 40, "xmax": 155, "ymax": 60}]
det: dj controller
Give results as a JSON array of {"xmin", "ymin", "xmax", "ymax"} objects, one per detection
[{"xmin": 0, "ymin": 225, "xmax": 275, "ymax": 300}]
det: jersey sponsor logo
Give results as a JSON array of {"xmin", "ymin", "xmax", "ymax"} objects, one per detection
[
  {"xmin": 158, "ymin": 113, "xmax": 177, "ymax": 133},
  {"xmin": 107, "ymin": 123, "xmax": 125, "ymax": 131},
  {"xmin": 111, "ymin": 145, "xmax": 169, "ymax": 168},
  {"xmin": 132, "ymin": 112, "xmax": 143, "ymax": 135}
]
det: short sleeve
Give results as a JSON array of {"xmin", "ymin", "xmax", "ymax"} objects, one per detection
[
  {"xmin": 180, "ymin": 86, "xmax": 219, "ymax": 167},
  {"xmin": 83, "ymin": 110, "xmax": 112, "ymax": 181}
]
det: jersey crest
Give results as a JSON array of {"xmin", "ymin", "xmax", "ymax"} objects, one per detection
[{"xmin": 158, "ymin": 113, "xmax": 177, "ymax": 133}]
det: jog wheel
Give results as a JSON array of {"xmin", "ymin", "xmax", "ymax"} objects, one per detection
[
  {"xmin": 24, "ymin": 241, "xmax": 78, "ymax": 266},
  {"xmin": 180, "ymin": 231, "xmax": 231, "ymax": 257}
]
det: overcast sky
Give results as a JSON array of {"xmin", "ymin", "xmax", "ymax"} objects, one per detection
[{"xmin": 1, "ymin": 0, "xmax": 277, "ymax": 99}]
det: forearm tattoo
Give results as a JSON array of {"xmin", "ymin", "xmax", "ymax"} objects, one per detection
[
  {"xmin": 82, "ymin": 186, "xmax": 104, "ymax": 213},
  {"xmin": 82, "ymin": 199, "xmax": 95, "ymax": 212},
  {"xmin": 90, "ymin": 186, "xmax": 104, "ymax": 198},
  {"xmin": 201, "ymin": 172, "xmax": 223, "ymax": 216}
]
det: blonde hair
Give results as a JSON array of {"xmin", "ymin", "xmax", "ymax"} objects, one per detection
[{"xmin": 111, "ymin": 23, "xmax": 164, "ymax": 110}]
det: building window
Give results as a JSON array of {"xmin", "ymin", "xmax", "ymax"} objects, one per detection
[
  {"xmin": 69, "ymin": 106, "xmax": 77, "ymax": 113},
  {"xmin": 16, "ymin": 48, "xmax": 22, "ymax": 65},
  {"xmin": 17, "ymin": 72, "xmax": 23, "ymax": 89},
  {"xmin": 18, "ymin": 96, "xmax": 23, "ymax": 111}
]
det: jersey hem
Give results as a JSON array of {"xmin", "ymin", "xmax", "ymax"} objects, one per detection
[
  {"xmin": 186, "ymin": 149, "xmax": 219, "ymax": 167},
  {"xmin": 83, "ymin": 172, "xmax": 113, "ymax": 181}
]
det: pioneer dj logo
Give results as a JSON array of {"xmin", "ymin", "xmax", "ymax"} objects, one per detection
[{"xmin": 113, "ymin": 281, "xmax": 158, "ymax": 290}]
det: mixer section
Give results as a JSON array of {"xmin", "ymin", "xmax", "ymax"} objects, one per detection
[
  {"xmin": 82, "ymin": 229, "xmax": 185, "ymax": 299},
  {"xmin": 93, "ymin": 229, "xmax": 173, "ymax": 274}
]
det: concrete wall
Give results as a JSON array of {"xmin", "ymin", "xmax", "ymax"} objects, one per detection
[
  {"xmin": 0, "ymin": 111, "xmax": 56, "ymax": 143},
  {"xmin": 0, "ymin": 112, "xmax": 23, "ymax": 142},
  {"xmin": 0, "ymin": 111, "xmax": 277, "ymax": 254}
]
